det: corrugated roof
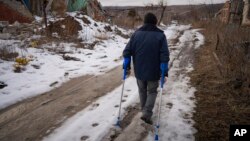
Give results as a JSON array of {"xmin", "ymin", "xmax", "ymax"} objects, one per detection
[{"xmin": 67, "ymin": 0, "xmax": 89, "ymax": 12}]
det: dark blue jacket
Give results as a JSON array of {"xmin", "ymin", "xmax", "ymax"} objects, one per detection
[{"xmin": 123, "ymin": 24, "xmax": 169, "ymax": 81}]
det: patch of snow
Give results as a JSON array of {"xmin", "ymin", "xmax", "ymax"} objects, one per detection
[
  {"xmin": 164, "ymin": 24, "xmax": 191, "ymax": 40},
  {"xmin": 61, "ymin": 25, "xmax": 66, "ymax": 29},
  {"xmin": 34, "ymin": 16, "xmax": 43, "ymax": 22},
  {"xmin": 193, "ymin": 29, "xmax": 205, "ymax": 49},
  {"xmin": 43, "ymin": 77, "xmax": 139, "ymax": 141}
]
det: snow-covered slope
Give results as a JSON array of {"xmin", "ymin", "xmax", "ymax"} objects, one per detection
[{"xmin": 0, "ymin": 13, "xmax": 130, "ymax": 109}]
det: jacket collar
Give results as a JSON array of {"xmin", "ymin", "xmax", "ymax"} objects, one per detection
[{"xmin": 138, "ymin": 24, "xmax": 163, "ymax": 33}]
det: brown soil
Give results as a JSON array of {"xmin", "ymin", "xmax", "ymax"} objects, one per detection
[
  {"xmin": 103, "ymin": 104, "xmax": 141, "ymax": 141},
  {"xmin": 190, "ymin": 27, "xmax": 250, "ymax": 141},
  {"xmin": 46, "ymin": 16, "xmax": 82, "ymax": 38},
  {"xmin": 120, "ymin": 104, "xmax": 140, "ymax": 129},
  {"xmin": 0, "ymin": 66, "xmax": 123, "ymax": 141},
  {"xmin": 114, "ymin": 114, "xmax": 151, "ymax": 141}
]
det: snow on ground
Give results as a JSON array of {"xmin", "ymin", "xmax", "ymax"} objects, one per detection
[
  {"xmin": 193, "ymin": 29, "xmax": 205, "ymax": 49},
  {"xmin": 42, "ymin": 23, "xmax": 204, "ymax": 141},
  {"xmin": 164, "ymin": 24, "xmax": 191, "ymax": 40},
  {"xmin": 43, "ymin": 77, "xmax": 139, "ymax": 141},
  {"xmin": 0, "ymin": 13, "xmax": 130, "ymax": 109}
]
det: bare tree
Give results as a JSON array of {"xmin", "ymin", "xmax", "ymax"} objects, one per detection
[{"xmin": 158, "ymin": 0, "xmax": 167, "ymax": 26}]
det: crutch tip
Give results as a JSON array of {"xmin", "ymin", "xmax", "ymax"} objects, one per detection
[
  {"xmin": 154, "ymin": 134, "xmax": 159, "ymax": 141},
  {"xmin": 116, "ymin": 120, "xmax": 120, "ymax": 127}
]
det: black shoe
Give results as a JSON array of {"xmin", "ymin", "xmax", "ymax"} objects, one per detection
[{"xmin": 140, "ymin": 116, "xmax": 153, "ymax": 125}]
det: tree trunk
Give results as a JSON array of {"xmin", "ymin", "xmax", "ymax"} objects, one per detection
[
  {"xmin": 158, "ymin": 6, "xmax": 166, "ymax": 26},
  {"xmin": 43, "ymin": 0, "xmax": 47, "ymax": 27}
]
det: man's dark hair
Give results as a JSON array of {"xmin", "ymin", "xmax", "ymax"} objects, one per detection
[{"xmin": 144, "ymin": 13, "xmax": 158, "ymax": 25}]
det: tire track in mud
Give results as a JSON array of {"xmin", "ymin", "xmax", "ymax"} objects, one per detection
[
  {"xmin": 0, "ymin": 66, "xmax": 124, "ymax": 141},
  {"xmin": 101, "ymin": 104, "xmax": 141, "ymax": 141},
  {"xmin": 0, "ymin": 75, "xmax": 94, "ymax": 127}
]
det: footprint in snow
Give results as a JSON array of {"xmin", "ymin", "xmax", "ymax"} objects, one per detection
[
  {"xmin": 121, "ymin": 100, "xmax": 126, "ymax": 103},
  {"xmin": 123, "ymin": 95, "xmax": 128, "ymax": 98},
  {"xmin": 101, "ymin": 60, "xmax": 109, "ymax": 63},
  {"xmin": 184, "ymin": 134, "xmax": 193, "ymax": 139},
  {"xmin": 183, "ymin": 113, "xmax": 191, "ymax": 119},
  {"xmin": 50, "ymin": 81, "xmax": 58, "ymax": 87},
  {"xmin": 184, "ymin": 119, "xmax": 193, "ymax": 124},
  {"xmin": 91, "ymin": 65, "xmax": 99, "ymax": 67},
  {"xmin": 80, "ymin": 136, "xmax": 89, "ymax": 141},
  {"xmin": 99, "ymin": 66, "xmax": 108, "ymax": 70},
  {"xmin": 114, "ymin": 105, "xmax": 119, "ymax": 108},
  {"xmin": 92, "ymin": 123, "xmax": 99, "ymax": 127},
  {"xmin": 166, "ymin": 103, "xmax": 173, "ymax": 109},
  {"xmin": 1, "ymin": 91, "xmax": 9, "ymax": 95},
  {"xmin": 89, "ymin": 103, "xmax": 100, "ymax": 111},
  {"xmin": 98, "ymin": 55, "xmax": 107, "ymax": 59},
  {"xmin": 23, "ymin": 85, "xmax": 31, "ymax": 88},
  {"xmin": 64, "ymin": 72, "xmax": 69, "ymax": 77},
  {"xmin": 86, "ymin": 53, "xmax": 92, "ymax": 56}
]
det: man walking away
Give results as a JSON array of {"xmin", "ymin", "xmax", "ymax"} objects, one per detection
[{"xmin": 123, "ymin": 13, "xmax": 170, "ymax": 124}]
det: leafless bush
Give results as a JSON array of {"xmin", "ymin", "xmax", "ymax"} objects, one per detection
[
  {"xmin": 218, "ymin": 28, "xmax": 250, "ymax": 92},
  {"xmin": 0, "ymin": 45, "xmax": 19, "ymax": 61},
  {"xmin": 192, "ymin": 19, "xmax": 249, "ymax": 93},
  {"xmin": 107, "ymin": 8, "xmax": 143, "ymax": 29},
  {"xmin": 202, "ymin": 21, "xmax": 250, "ymax": 92},
  {"xmin": 128, "ymin": 9, "xmax": 136, "ymax": 17}
]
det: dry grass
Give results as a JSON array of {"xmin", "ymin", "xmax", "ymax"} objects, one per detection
[
  {"xmin": 0, "ymin": 46, "xmax": 19, "ymax": 61},
  {"xmin": 190, "ymin": 21, "xmax": 250, "ymax": 141}
]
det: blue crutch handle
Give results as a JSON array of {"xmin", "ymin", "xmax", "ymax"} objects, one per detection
[
  {"xmin": 123, "ymin": 57, "xmax": 131, "ymax": 80},
  {"xmin": 160, "ymin": 63, "xmax": 168, "ymax": 88},
  {"xmin": 123, "ymin": 57, "xmax": 131, "ymax": 69}
]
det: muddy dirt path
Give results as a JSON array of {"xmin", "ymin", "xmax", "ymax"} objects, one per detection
[{"xmin": 0, "ymin": 66, "xmax": 123, "ymax": 141}]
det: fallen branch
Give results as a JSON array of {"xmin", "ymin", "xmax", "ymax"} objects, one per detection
[{"xmin": 212, "ymin": 52, "xmax": 224, "ymax": 77}]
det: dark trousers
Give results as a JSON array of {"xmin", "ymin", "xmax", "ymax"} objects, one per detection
[{"xmin": 136, "ymin": 79, "xmax": 159, "ymax": 119}]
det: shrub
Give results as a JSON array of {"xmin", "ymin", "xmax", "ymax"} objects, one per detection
[{"xmin": 0, "ymin": 46, "xmax": 19, "ymax": 61}]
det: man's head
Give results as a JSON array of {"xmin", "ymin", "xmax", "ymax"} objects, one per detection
[{"xmin": 144, "ymin": 13, "xmax": 158, "ymax": 25}]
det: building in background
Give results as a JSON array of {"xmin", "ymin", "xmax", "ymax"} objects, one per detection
[
  {"xmin": 0, "ymin": 0, "xmax": 34, "ymax": 23},
  {"xmin": 215, "ymin": 1, "xmax": 231, "ymax": 23},
  {"xmin": 216, "ymin": 0, "xmax": 250, "ymax": 26},
  {"xmin": 0, "ymin": 0, "xmax": 107, "ymax": 23},
  {"xmin": 229, "ymin": 0, "xmax": 244, "ymax": 24}
]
